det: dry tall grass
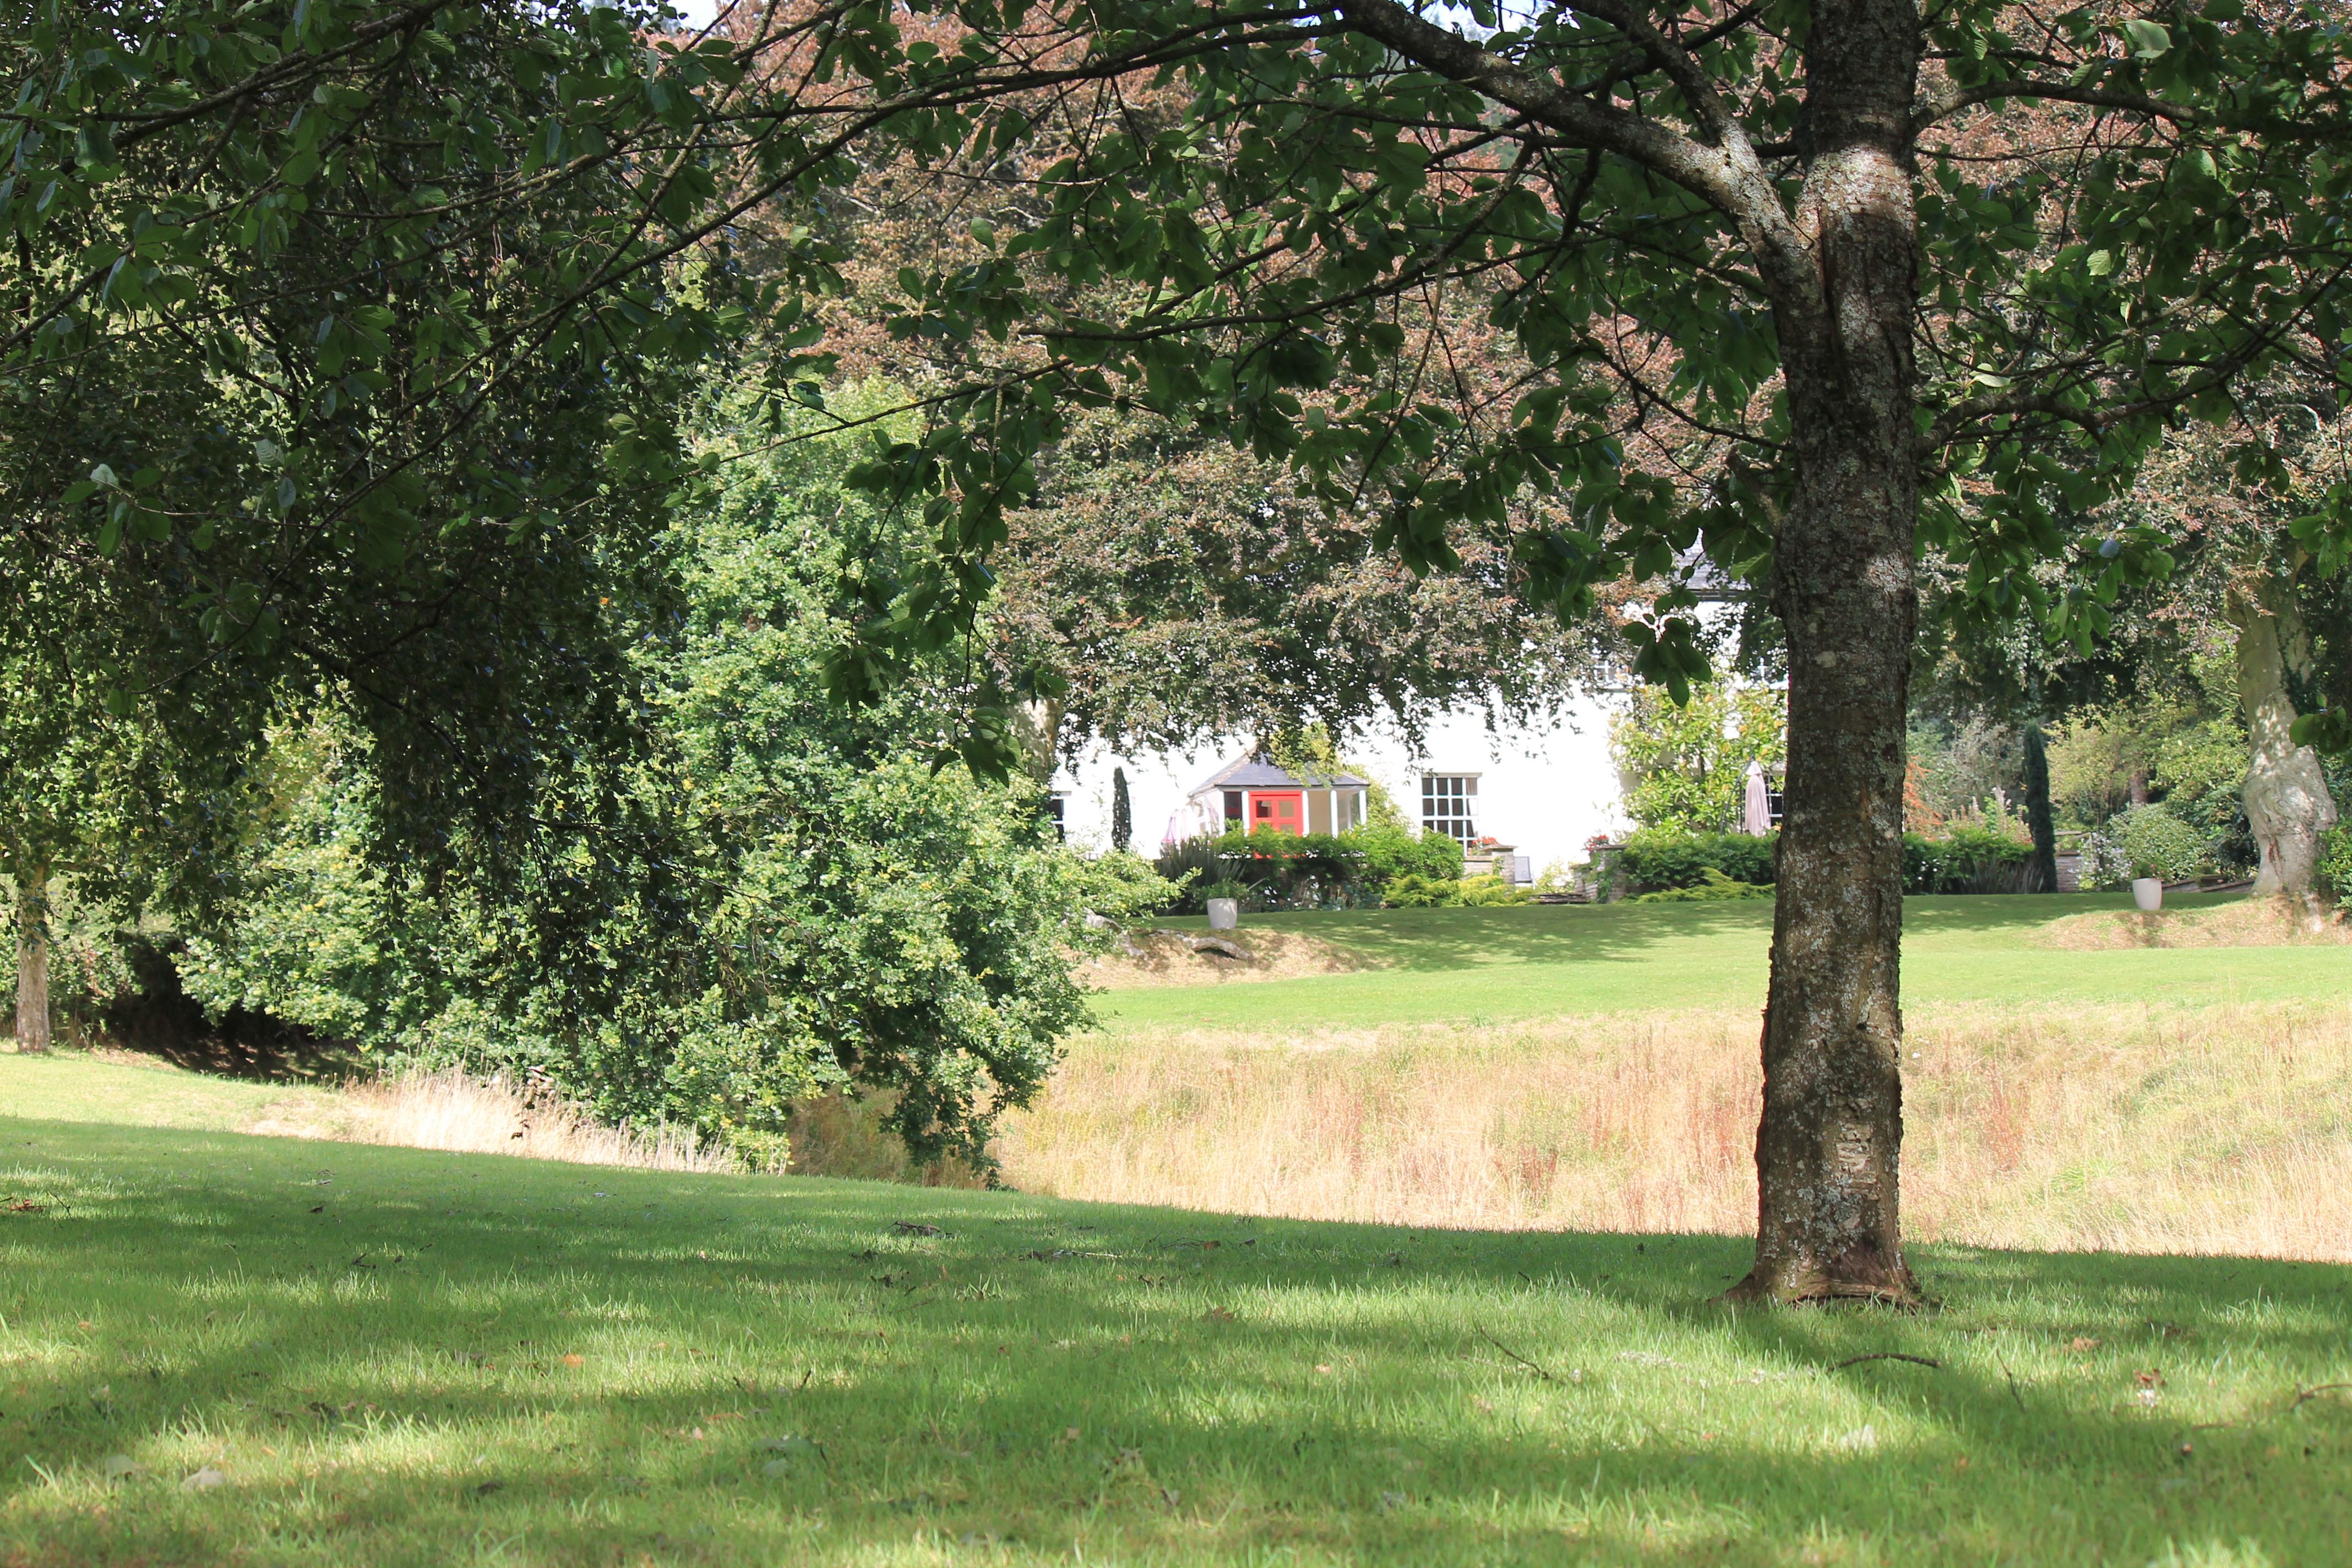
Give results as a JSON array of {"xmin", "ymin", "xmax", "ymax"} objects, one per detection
[
  {"xmin": 243, "ymin": 1066, "xmax": 731, "ymax": 1172},
  {"xmin": 994, "ymin": 1001, "xmax": 2352, "ymax": 1261}
]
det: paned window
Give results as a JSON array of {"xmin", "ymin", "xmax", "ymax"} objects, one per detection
[{"xmin": 1421, "ymin": 773, "xmax": 1477, "ymax": 843}]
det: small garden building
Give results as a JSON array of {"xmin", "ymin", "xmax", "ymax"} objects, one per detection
[{"xmin": 1180, "ymin": 754, "xmax": 1370, "ymax": 839}]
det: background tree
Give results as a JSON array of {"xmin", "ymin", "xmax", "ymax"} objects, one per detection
[
  {"xmin": 2022, "ymin": 725, "xmax": 2058, "ymax": 894},
  {"xmin": 3, "ymin": 0, "xmax": 758, "ymax": 905},
  {"xmin": 1610, "ymin": 678, "xmax": 1785, "ymax": 834},
  {"xmin": 1110, "ymin": 766, "xmax": 1133, "ymax": 854},
  {"xmin": 179, "ymin": 404, "xmax": 1157, "ymax": 1168}
]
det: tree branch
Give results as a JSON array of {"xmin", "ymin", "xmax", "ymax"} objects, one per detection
[
  {"xmin": 1913, "ymin": 77, "xmax": 2204, "ymax": 134},
  {"xmin": 1335, "ymin": 0, "xmax": 1817, "ymax": 314}
]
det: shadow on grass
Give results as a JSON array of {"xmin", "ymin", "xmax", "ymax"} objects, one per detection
[
  {"xmin": 1150, "ymin": 892, "xmax": 2163, "ymax": 977},
  {"xmin": 0, "ymin": 1119, "xmax": 2343, "ymax": 1566}
]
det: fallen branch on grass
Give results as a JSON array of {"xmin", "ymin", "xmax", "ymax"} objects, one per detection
[
  {"xmin": 1478, "ymin": 1328, "xmax": 1565, "ymax": 1383},
  {"xmin": 1831, "ymin": 1352, "xmax": 1943, "ymax": 1370}
]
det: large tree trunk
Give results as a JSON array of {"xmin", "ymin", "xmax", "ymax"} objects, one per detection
[
  {"xmin": 12, "ymin": 865, "xmax": 50, "ymax": 1054},
  {"xmin": 1724, "ymin": 0, "xmax": 1924, "ymax": 1306},
  {"xmin": 2230, "ymin": 574, "xmax": 2335, "ymax": 896}
]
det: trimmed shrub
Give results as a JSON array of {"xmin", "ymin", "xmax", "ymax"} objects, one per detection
[
  {"xmin": 1381, "ymin": 874, "xmax": 1461, "ymax": 907},
  {"xmin": 1903, "ymin": 824, "xmax": 2034, "ymax": 893},
  {"xmin": 1618, "ymin": 829, "xmax": 1777, "ymax": 892},
  {"xmin": 1455, "ymin": 874, "xmax": 1533, "ymax": 906},
  {"xmin": 1631, "ymin": 868, "xmax": 1773, "ymax": 902}
]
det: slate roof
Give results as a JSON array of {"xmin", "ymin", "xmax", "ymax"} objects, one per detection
[{"xmin": 1191, "ymin": 753, "xmax": 1368, "ymax": 793}]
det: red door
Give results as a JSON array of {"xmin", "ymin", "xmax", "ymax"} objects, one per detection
[{"xmin": 1251, "ymin": 791, "xmax": 1304, "ymax": 836}]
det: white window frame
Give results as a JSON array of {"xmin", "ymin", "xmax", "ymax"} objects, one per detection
[{"xmin": 1420, "ymin": 772, "xmax": 1478, "ymax": 843}]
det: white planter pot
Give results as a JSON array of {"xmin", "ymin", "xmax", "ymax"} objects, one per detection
[
  {"xmin": 2131, "ymin": 878, "xmax": 2163, "ymax": 912},
  {"xmin": 1206, "ymin": 898, "xmax": 1239, "ymax": 931}
]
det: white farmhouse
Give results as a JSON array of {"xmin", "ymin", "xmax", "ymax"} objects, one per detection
[{"xmin": 1050, "ymin": 695, "xmax": 1628, "ymax": 880}]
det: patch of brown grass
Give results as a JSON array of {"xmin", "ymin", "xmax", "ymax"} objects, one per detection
[
  {"xmin": 242, "ymin": 1066, "xmax": 732, "ymax": 1172},
  {"xmin": 994, "ymin": 1001, "xmax": 2352, "ymax": 1262},
  {"xmin": 1075, "ymin": 927, "xmax": 1373, "ymax": 988},
  {"xmin": 2037, "ymin": 894, "xmax": 2352, "ymax": 950}
]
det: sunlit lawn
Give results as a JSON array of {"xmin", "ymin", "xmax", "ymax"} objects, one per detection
[
  {"xmin": 0, "ymin": 1118, "xmax": 2344, "ymax": 1565},
  {"xmin": 1097, "ymin": 891, "xmax": 2352, "ymax": 1031}
]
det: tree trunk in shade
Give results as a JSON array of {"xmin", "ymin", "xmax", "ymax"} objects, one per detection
[{"xmin": 12, "ymin": 865, "xmax": 50, "ymax": 1054}]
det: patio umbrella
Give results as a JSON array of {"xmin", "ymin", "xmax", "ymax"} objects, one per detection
[{"xmin": 1742, "ymin": 760, "xmax": 1772, "ymax": 836}]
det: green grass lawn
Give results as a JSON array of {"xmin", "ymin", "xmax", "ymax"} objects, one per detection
[
  {"xmin": 0, "ymin": 1115, "xmax": 2343, "ymax": 1566},
  {"xmin": 1100, "ymin": 892, "xmax": 2352, "ymax": 1032},
  {"xmin": 0, "ymin": 1050, "xmax": 333, "ymax": 1131}
]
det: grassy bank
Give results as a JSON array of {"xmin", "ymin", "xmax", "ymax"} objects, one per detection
[
  {"xmin": 0, "ymin": 1119, "xmax": 2344, "ymax": 1566},
  {"xmin": 999, "ymin": 1001, "xmax": 2352, "ymax": 1261},
  {"xmin": 1096, "ymin": 892, "xmax": 2352, "ymax": 1031}
]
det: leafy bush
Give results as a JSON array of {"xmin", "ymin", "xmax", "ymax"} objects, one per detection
[
  {"xmin": 1153, "ymin": 836, "xmax": 1239, "ymax": 913},
  {"xmin": 1381, "ymin": 874, "xmax": 1461, "ymax": 907},
  {"xmin": 1155, "ymin": 822, "xmax": 1467, "ymax": 912},
  {"xmin": 1347, "ymin": 820, "xmax": 1464, "ymax": 885},
  {"xmin": 1455, "ymin": 874, "xmax": 1533, "ymax": 906},
  {"xmin": 1618, "ymin": 829, "xmax": 1777, "ymax": 892},
  {"xmin": 2109, "ymin": 803, "xmax": 2213, "ymax": 884},
  {"xmin": 1902, "ymin": 825, "xmax": 2034, "ymax": 894},
  {"xmin": 2318, "ymin": 824, "xmax": 2352, "ymax": 902},
  {"xmin": 1215, "ymin": 828, "xmax": 1371, "ymax": 911},
  {"xmin": 1631, "ymin": 868, "xmax": 1773, "ymax": 902},
  {"xmin": 1610, "ymin": 679, "xmax": 1785, "ymax": 832},
  {"xmin": 2078, "ymin": 830, "xmax": 2133, "ymax": 891}
]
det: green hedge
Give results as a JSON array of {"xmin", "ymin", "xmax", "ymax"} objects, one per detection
[
  {"xmin": 1620, "ymin": 825, "xmax": 2038, "ymax": 897},
  {"xmin": 1902, "ymin": 825, "xmax": 2034, "ymax": 893},
  {"xmin": 1619, "ymin": 829, "xmax": 1777, "ymax": 891},
  {"xmin": 1154, "ymin": 823, "xmax": 1473, "ymax": 912}
]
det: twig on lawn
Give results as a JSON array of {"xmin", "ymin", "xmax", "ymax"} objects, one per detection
[
  {"xmin": 2293, "ymin": 1381, "xmax": 2352, "ymax": 1411},
  {"xmin": 1996, "ymin": 1354, "xmax": 2028, "ymax": 1412},
  {"xmin": 1831, "ymin": 1352, "xmax": 1943, "ymax": 1370},
  {"xmin": 1478, "ymin": 1327, "xmax": 1561, "ymax": 1382}
]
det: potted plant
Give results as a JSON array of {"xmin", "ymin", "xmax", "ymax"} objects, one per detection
[
  {"xmin": 2130, "ymin": 857, "xmax": 2164, "ymax": 912},
  {"xmin": 1203, "ymin": 878, "xmax": 1246, "ymax": 931}
]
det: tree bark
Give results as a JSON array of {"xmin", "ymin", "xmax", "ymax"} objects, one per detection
[
  {"xmin": 1723, "ymin": 0, "xmax": 1924, "ymax": 1306},
  {"xmin": 2229, "ymin": 575, "xmax": 2335, "ymax": 896},
  {"xmin": 12, "ymin": 865, "xmax": 50, "ymax": 1054}
]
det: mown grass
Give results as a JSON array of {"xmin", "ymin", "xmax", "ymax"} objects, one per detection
[
  {"xmin": 1100, "ymin": 892, "xmax": 2352, "ymax": 1031},
  {"xmin": 0, "ymin": 1118, "xmax": 2345, "ymax": 1566}
]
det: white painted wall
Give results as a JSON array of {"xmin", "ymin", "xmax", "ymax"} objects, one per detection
[{"xmin": 1052, "ymin": 694, "xmax": 1630, "ymax": 875}]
